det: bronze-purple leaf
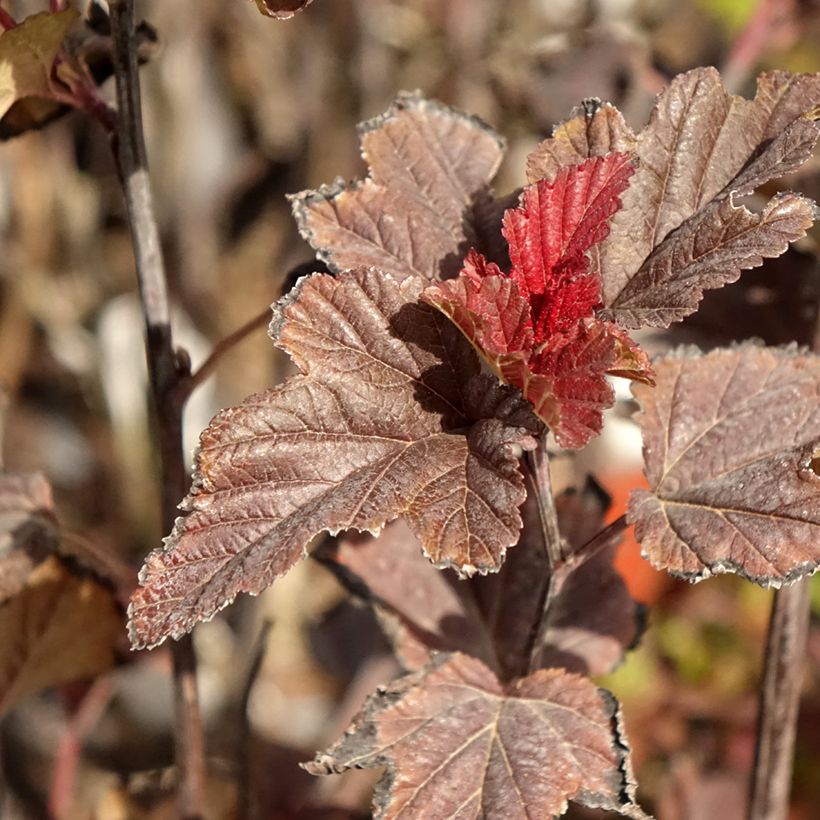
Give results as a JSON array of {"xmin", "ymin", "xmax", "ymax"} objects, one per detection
[
  {"xmin": 528, "ymin": 69, "xmax": 820, "ymax": 329},
  {"xmin": 305, "ymin": 652, "xmax": 646, "ymax": 819},
  {"xmin": 128, "ymin": 270, "xmax": 538, "ymax": 649},
  {"xmin": 290, "ymin": 92, "xmax": 505, "ymax": 283},
  {"xmin": 630, "ymin": 344, "xmax": 820, "ymax": 584},
  {"xmin": 324, "ymin": 481, "xmax": 642, "ymax": 680}
]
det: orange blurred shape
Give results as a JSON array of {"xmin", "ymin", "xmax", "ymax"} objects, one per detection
[{"xmin": 600, "ymin": 469, "xmax": 673, "ymax": 606}]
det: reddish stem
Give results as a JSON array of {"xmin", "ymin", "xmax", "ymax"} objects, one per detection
[
  {"xmin": 50, "ymin": 0, "xmax": 65, "ymax": 12},
  {"xmin": 48, "ymin": 678, "xmax": 114, "ymax": 820},
  {"xmin": 0, "ymin": 7, "xmax": 17, "ymax": 29}
]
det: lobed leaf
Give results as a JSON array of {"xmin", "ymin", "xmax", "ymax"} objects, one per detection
[
  {"xmin": 290, "ymin": 92, "xmax": 505, "ymax": 283},
  {"xmin": 529, "ymin": 68, "xmax": 820, "ymax": 328},
  {"xmin": 305, "ymin": 652, "xmax": 646, "ymax": 819},
  {"xmin": 630, "ymin": 344, "xmax": 820, "ymax": 584},
  {"xmin": 128, "ymin": 270, "xmax": 538, "ymax": 649}
]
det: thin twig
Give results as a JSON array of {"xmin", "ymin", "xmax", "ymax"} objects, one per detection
[
  {"xmin": 524, "ymin": 440, "xmax": 563, "ymax": 565},
  {"xmin": 521, "ymin": 438, "xmax": 563, "ymax": 675},
  {"xmin": 238, "ymin": 619, "xmax": 273, "ymax": 820},
  {"xmin": 721, "ymin": 0, "xmax": 793, "ymax": 94},
  {"xmin": 49, "ymin": 678, "xmax": 114, "ymax": 820},
  {"xmin": 180, "ymin": 306, "xmax": 272, "ymax": 400},
  {"xmin": 108, "ymin": 2, "xmax": 206, "ymax": 818},
  {"xmin": 748, "ymin": 248, "xmax": 820, "ymax": 820},
  {"xmin": 0, "ymin": 8, "xmax": 17, "ymax": 30},
  {"xmin": 749, "ymin": 582, "xmax": 811, "ymax": 820}
]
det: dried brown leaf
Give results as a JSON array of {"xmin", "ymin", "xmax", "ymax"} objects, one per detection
[
  {"xmin": 0, "ymin": 472, "xmax": 58, "ymax": 603},
  {"xmin": 129, "ymin": 270, "xmax": 538, "ymax": 649},
  {"xmin": 629, "ymin": 344, "xmax": 820, "ymax": 584},
  {"xmin": 0, "ymin": 556, "xmax": 121, "ymax": 714},
  {"xmin": 0, "ymin": 10, "xmax": 78, "ymax": 127},
  {"xmin": 290, "ymin": 92, "xmax": 505, "ymax": 283},
  {"xmin": 305, "ymin": 652, "xmax": 645, "ymax": 819}
]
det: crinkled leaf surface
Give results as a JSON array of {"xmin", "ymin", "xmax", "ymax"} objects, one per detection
[
  {"xmin": 306, "ymin": 652, "xmax": 645, "ymax": 819},
  {"xmin": 425, "ymin": 154, "xmax": 652, "ymax": 448},
  {"xmin": 528, "ymin": 69, "xmax": 820, "ymax": 328},
  {"xmin": 290, "ymin": 92, "xmax": 505, "ymax": 283},
  {"xmin": 129, "ymin": 269, "xmax": 538, "ymax": 649},
  {"xmin": 0, "ymin": 556, "xmax": 121, "ymax": 715},
  {"xmin": 629, "ymin": 344, "xmax": 820, "ymax": 584},
  {"xmin": 252, "ymin": 0, "xmax": 314, "ymax": 18},
  {"xmin": 0, "ymin": 10, "xmax": 78, "ymax": 122},
  {"xmin": 0, "ymin": 471, "xmax": 58, "ymax": 604},
  {"xmin": 324, "ymin": 479, "xmax": 641, "ymax": 680}
]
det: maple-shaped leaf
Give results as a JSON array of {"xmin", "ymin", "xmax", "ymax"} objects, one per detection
[
  {"xmin": 290, "ymin": 92, "xmax": 505, "ymax": 283},
  {"xmin": 306, "ymin": 652, "xmax": 646, "ymax": 819},
  {"xmin": 323, "ymin": 480, "xmax": 642, "ymax": 680},
  {"xmin": 630, "ymin": 344, "xmax": 820, "ymax": 585},
  {"xmin": 0, "ymin": 556, "xmax": 122, "ymax": 715},
  {"xmin": 425, "ymin": 153, "xmax": 653, "ymax": 448},
  {"xmin": 528, "ymin": 69, "xmax": 820, "ymax": 329},
  {"xmin": 252, "ymin": 0, "xmax": 314, "ymax": 18},
  {"xmin": 0, "ymin": 471, "xmax": 59, "ymax": 604},
  {"xmin": 128, "ymin": 269, "xmax": 539, "ymax": 649}
]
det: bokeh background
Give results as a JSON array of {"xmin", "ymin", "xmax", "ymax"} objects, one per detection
[{"xmin": 1, "ymin": 0, "xmax": 819, "ymax": 817}]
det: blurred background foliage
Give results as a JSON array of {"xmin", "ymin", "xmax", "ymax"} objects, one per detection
[{"xmin": 0, "ymin": 0, "xmax": 819, "ymax": 817}]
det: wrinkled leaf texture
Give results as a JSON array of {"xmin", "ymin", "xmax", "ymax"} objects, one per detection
[
  {"xmin": 630, "ymin": 344, "xmax": 820, "ymax": 585},
  {"xmin": 424, "ymin": 153, "xmax": 653, "ymax": 448},
  {"xmin": 290, "ymin": 91, "xmax": 505, "ymax": 283},
  {"xmin": 306, "ymin": 652, "xmax": 646, "ymax": 819},
  {"xmin": 128, "ymin": 270, "xmax": 538, "ymax": 648},
  {"xmin": 528, "ymin": 68, "xmax": 820, "ymax": 329}
]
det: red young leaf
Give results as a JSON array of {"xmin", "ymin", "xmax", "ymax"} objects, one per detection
[
  {"xmin": 305, "ymin": 652, "xmax": 646, "ymax": 819},
  {"xmin": 290, "ymin": 92, "xmax": 505, "ymax": 283},
  {"xmin": 630, "ymin": 344, "xmax": 820, "ymax": 585},
  {"xmin": 128, "ymin": 270, "xmax": 539, "ymax": 649},
  {"xmin": 504, "ymin": 151, "xmax": 635, "ymax": 340},
  {"xmin": 529, "ymin": 69, "xmax": 820, "ymax": 328},
  {"xmin": 425, "ymin": 153, "xmax": 652, "ymax": 448}
]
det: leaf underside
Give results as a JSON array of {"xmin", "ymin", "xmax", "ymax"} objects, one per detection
[{"xmin": 630, "ymin": 344, "xmax": 820, "ymax": 585}]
